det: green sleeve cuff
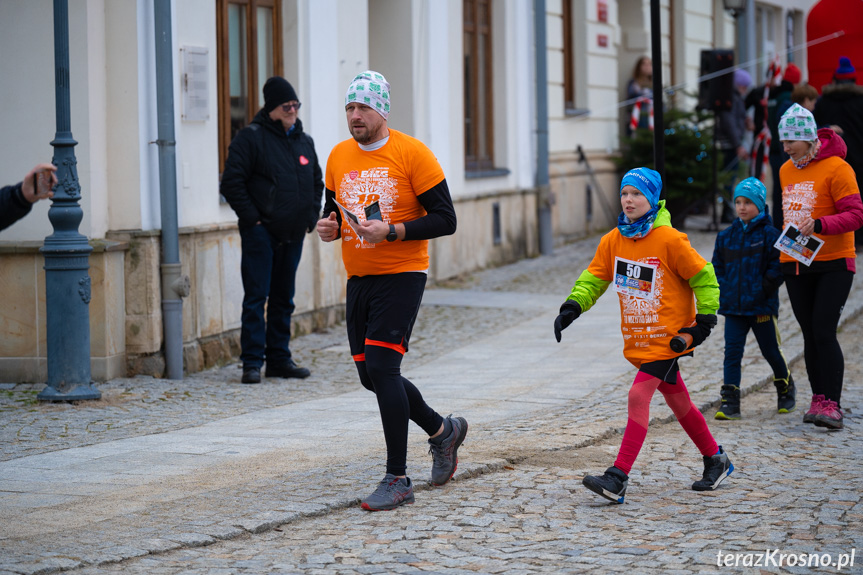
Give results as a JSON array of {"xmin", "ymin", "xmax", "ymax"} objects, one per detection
[
  {"xmin": 566, "ymin": 269, "xmax": 610, "ymax": 313},
  {"xmin": 689, "ymin": 263, "xmax": 720, "ymax": 314}
]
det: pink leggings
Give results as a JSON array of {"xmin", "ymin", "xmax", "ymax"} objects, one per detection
[{"xmin": 614, "ymin": 370, "xmax": 718, "ymax": 475}]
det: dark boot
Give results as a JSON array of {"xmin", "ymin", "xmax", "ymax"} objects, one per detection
[
  {"xmin": 692, "ymin": 446, "xmax": 734, "ymax": 491},
  {"xmin": 582, "ymin": 466, "xmax": 628, "ymax": 504},
  {"xmin": 241, "ymin": 366, "xmax": 261, "ymax": 384},
  {"xmin": 774, "ymin": 375, "xmax": 796, "ymax": 414},
  {"xmin": 715, "ymin": 384, "xmax": 740, "ymax": 420},
  {"xmin": 265, "ymin": 359, "xmax": 311, "ymax": 379}
]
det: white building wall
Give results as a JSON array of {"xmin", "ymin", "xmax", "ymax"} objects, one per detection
[
  {"xmin": 85, "ymin": 0, "xmax": 109, "ymax": 238},
  {"xmin": 674, "ymin": 1, "xmax": 716, "ymax": 110},
  {"xmin": 510, "ymin": 0, "xmax": 536, "ymax": 191},
  {"xmin": 548, "ymin": 0, "xmax": 620, "ymax": 157},
  {"xmin": 174, "ymin": 0, "xmax": 222, "ymax": 229},
  {"xmin": 137, "ymin": 0, "xmax": 160, "ymax": 231},
  {"xmin": 444, "ymin": 1, "xmax": 466, "ymax": 190},
  {"xmin": 106, "ymin": 0, "xmax": 144, "ymax": 232},
  {"xmin": 413, "ymin": 0, "xmax": 454, "ymax": 181}
]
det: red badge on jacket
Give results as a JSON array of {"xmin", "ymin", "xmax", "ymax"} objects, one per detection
[{"xmin": 299, "ymin": 155, "xmax": 309, "ymax": 166}]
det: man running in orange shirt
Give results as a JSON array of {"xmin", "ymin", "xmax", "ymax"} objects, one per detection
[{"xmin": 316, "ymin": 71, "xmax": 467, "ymax": 511}]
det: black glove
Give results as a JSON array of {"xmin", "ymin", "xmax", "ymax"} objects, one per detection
[
  {"xmin": 554, "ymin": 300, "xmax": 582, "ymax": 342},
  {"xmin": 677, "ymin": 313, "xmax": 717, "ymax": 349}
]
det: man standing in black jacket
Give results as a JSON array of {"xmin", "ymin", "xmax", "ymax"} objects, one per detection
[{"xmin": 221, "ymin": 77, "xmax": 323, "ymax": 384}]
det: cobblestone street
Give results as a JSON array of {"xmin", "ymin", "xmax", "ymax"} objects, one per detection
[{"xmin": 71, "ymin": 377, "xmax": 861, "ymax": 575}]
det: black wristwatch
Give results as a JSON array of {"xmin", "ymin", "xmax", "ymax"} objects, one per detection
[{"xmin": 386, "ymin": 224, "xmax": 398, "ymax": 242}]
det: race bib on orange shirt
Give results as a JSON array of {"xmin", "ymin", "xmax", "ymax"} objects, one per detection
[{"xmin": 613, "ymin": 257, "xmax": 657, "ymax": 300}]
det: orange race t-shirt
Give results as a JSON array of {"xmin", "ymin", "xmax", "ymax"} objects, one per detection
[
  {"xmin": 587, "ymin": 225, "xmax": 709, "ymax": 368},
  {"xmin": 326, "ymin": 130, "xmax": 444, "ymax": 278},
  {"xmin": 780, "ymin": 156, "xmax": 859, "ymax": 263}
]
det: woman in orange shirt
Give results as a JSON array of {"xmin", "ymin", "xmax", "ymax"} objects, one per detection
[{"xmin": 778, "ymin": 104, "xmax": 863, "ymax": 429}]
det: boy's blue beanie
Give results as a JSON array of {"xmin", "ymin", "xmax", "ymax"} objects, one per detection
[
  {"xmin": 733, "ymin": 177, "xmax": 767, "ymax": 213},
  {"xmin": 620, "ymin": 167, "xmax": 663, "ymax": 208}
]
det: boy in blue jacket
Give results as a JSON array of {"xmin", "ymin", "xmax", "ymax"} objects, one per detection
[{"xmin": 712, "ymin": 177, "xmax": 795, "ymax": 419}]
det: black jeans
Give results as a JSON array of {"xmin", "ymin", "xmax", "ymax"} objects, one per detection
[
  {"xmin": 784, "ymin": 270, "xmax": 853, "ymax": 405},
  {"xmin": 239, "ymin": 224, "xmax": 303, "ymax": 369}
]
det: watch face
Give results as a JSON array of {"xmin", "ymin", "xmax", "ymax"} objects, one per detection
[{"xmin": 387, "ymin": 225, "xmax": 397, "ymax": 241}]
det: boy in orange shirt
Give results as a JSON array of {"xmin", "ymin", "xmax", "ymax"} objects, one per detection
[{"xmin": 555, "ymin": 167, "xmax": 732, "ymax": 503}]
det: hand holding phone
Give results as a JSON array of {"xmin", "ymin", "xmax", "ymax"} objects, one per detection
[{"xmin": 364, "ymin": 201, "xmax": 382, "ymax": 221}]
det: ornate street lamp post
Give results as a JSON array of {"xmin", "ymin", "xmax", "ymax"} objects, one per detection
[{"xmin": 38, "ymin": 0, "xmax": 100, "ymax": 401}]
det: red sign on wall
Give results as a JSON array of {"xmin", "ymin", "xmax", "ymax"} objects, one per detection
[
  {"xmin": 597, "ymin": 34, "xmax": 608, "ymax": 48},
  {"xmin": 598, "ymin": 0, "xmax": 608, "ymax": 23}
]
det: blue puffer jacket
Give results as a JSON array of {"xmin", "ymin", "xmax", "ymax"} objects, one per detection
[{"xmin": 712, "ymin": 214, "xmax": 783, "ymax": 316}]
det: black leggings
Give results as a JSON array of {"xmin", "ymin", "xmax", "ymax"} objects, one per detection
[
  {"xmin": 784, "ymin": 270, "xmax": 853, "ymax": 405},
  {"xmin": 356, "ymin": 346, "xmax": 441, "ymax": 477}
]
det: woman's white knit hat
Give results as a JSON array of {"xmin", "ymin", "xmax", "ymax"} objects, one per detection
[{"xmin": 778, "ymin": 103, "xmax": 818, "ymax": 142}]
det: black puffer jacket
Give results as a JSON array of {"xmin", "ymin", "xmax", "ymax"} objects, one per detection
[
  {"xmin": 712, "ymin": 213, "xmax": 783, "ymax": 317},
  {"xmin": 221, "ymin": 111, "xmax": 323, "ymax": 242},
  {"xmin": 815, "ymin": 83, "xmax": 863, "ymax": 185}
]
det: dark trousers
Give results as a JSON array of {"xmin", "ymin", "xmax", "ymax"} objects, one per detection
[
  {"xmin": 784, "ymin": 270, "xmax": 854, "ymax": 405},
  {"xmin": 723, "ymin": 314, "xmax": 789, "ymax": 389},
  {"xmin": 239, "ymin": 224, "xmax": 303, "ymax": 369}
]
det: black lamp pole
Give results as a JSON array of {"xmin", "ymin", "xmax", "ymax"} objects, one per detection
[{"xmin": 650, "ymin": 0, "xmax": 664, "ymax": 182}]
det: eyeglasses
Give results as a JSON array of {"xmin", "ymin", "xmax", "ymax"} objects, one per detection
[{"xmin": 280, "ymin": 102, "xmax": 302, "ymax": 112}]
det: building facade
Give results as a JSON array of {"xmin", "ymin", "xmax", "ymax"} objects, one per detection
[{"xmin": 0, "ymin": 0, "xmax": 818, "ymax": 382}]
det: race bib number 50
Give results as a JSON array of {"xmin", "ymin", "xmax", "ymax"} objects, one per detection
[{"xmin": 613, "ymin": 257, "xmax": 657, "ymax": 300}]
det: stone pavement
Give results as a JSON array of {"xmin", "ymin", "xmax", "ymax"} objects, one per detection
[{"xmin": 1, "ymin": 229, "xmax": 861, "ymax": 575}]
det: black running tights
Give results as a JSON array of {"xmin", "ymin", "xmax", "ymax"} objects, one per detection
[
  {"xmin": 356, "ymin": 345, "xmax": 443, "ymax": 477},
  {"xmin": 783, "ymin": 270, "xmax": 853, "ymax": 406}
]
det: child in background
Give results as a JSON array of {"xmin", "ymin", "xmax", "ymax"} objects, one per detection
[
  {"xmin": 554, "ymin": 167, "xmax": 733, "ymax": 504},
  {"xmin": 712, "ymin": 177, "xmax": 794, "ymax": 420}
]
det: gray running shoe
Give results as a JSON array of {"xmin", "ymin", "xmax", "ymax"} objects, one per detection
[
  {"xmin": 428, "ymin": 415, "xmax": 468, "ymax": 486},
  {"xmin": 360, "ymin": 474, "xmax": 415, "ymax": 511}
]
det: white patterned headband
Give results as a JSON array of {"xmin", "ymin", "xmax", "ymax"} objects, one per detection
[{"xmin": 345, "ymin": 70, "xmax": 390, "ymax": 119}]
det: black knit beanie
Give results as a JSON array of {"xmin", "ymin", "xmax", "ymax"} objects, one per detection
[{"xmin": 263, "ymin": 77, "xmax": 298, "ymax": 112}]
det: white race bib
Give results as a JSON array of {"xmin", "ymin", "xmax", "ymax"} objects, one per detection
[{"xmin": 613, "ymin": 257, "xmax": 657, "ymax": 300}]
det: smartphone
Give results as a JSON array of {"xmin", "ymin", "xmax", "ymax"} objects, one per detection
[{"xmin": 364, "ymin": 201, "xmax": 382, "ymax": 221}]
